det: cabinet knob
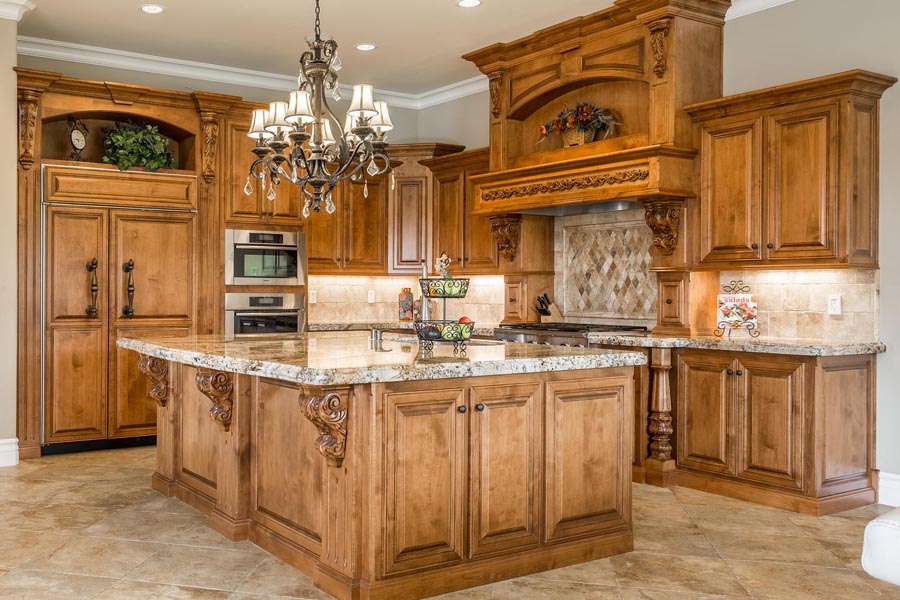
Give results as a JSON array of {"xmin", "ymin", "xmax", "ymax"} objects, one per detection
[
  {"xmin": 736, "ymin": 369, "xmax": 744, "ymax": 376},
  {"xmin": 457, "ymin": 405, "xmax": 467, "ymax": 414},
  {"xmin": 727, "ymin": 369, "xmax": 734, "ymax": 376},
  {"xmin": 751, "ymin": 243, "xmax": 759, "ymax": 250},
  {"xmin": 457, "ymin": 257, "xmax": 463, "ymax": 264},
  {"xmin": 475, "ymin": 403, "xmax": 485, "ymax": 412},
  {"xmin": 665, "ymin": 299, "xmax": 673, "ymax": 305},
  {"xmin": 766, "ymin": 243, "xmax": 774, "ymax": 250}
]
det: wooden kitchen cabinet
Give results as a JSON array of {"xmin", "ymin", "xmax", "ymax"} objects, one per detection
[
  {"xmin": 687, "ymin": 71, "xmax": 895, "ymax": 268},
  {"xmin": 42, "ymin": 168, "xmax": 196, "ymax": 445},
  {"xmin": 675, "ymin": 348, "xmax": 874, "ymax": 515}
]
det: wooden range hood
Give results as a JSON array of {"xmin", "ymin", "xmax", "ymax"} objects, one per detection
[{"xmin": 464, "ymin": 0, "xmax": 731, "ymax": 242}]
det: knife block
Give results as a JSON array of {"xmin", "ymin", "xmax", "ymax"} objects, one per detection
[{"xmin": 540, "ymin": 303, "xmax": 564, "ymax": 322}]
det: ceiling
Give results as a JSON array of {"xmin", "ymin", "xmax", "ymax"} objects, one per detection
[{"xmin": 16, "ymin": 0, "xmax": 790, "ymax": 97}]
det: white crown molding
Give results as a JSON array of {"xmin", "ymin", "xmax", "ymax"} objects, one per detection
[
  {"xmin": 726, "ymin": 0, "xmax": 796, "ymax": 20},
  {"xmin": 16, "ymin": 36, "xmax": 488, "ymax": 110},
  {"xmin": 0, "ymin": 0, "xmax": 35, "ymax": 22},
  {"xmin": 881, "ymin": 472, "xmax": 900, "ymax": 508},
  {"xmin": 0, "ymin": 438, "xmax": 18, "ymax": 467}
]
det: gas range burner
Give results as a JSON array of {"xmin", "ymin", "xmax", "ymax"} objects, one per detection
[
  {"xmin": 493, "ymin": 322, "xmax": 648, "ymax": 346},
  {"xmin": 496, "ymin": 323, "xmax": 649, "ymax": 334}
]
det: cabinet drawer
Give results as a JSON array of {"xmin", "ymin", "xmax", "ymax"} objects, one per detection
[
  {"xmin": 45, "ymin": 165, "xmax": 196, "ymax": 210},
  {"xmin": 504, "ymin": 279, "xmax": 526, "ymax": 322},
  {"xmin": 658, "ymin": 277, "xmax": 684, "ymax": 326}
]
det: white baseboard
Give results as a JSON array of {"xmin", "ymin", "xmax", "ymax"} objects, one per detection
[
  {"xmin": 880, "ymin": 472, "xmax": 900, "ymax": 507},
  {"xmin": 0, "ymin": 438, "xmax": 18, "ymax": 467}
]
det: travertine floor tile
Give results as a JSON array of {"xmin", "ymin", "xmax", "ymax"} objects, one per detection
[
  {"xmin": 490, "ymin": 577, "xmax": 621, "ymax": 599},
  {"xmin": 0, "ymin": 477, "xmax": 73, "ymax": 503},
  {"xmin": 22, "ymin": 464, "xmax": 155, "ymax": 486},
  {"xmin": 128, "ymin": 491, "xmax": 204, "ymax": 516},
  {"xmin": 234, "ymin": 557, "xmax": 332, "ymax": 599},
  {"xmin": 685, "ymin": 504, "xmax": 807, "ymax": 536},
  {"xmin": 3, "ymin": 502, "xmax": 109, "ymax": 532},
  {"xmin": 95, "ymin": 580, "xmax": 231, "ymax": 599},
  {"xmin": 21, "ymin": 536, "xmax": 161, "ymax": 578},
  {"xmin": 425, "ymin": 586, "xmax": 492, "ymax": 600},
  {"xmin": 0, "ymin": 529, "xmax": 71, "ymax": 569},
  {"xmin": 703, "ymin": 529, "xmax": 843, "ymax": 566},
  {"xmin": 0, "ymin": 569, "xmax": 116, "ymax": 599},
  {"xmin": 522, "ymin": 557, "xmax": 618, "ymax": 586},
  {"xmin": 83, "ymin": 508, "xmax": 206, "ymax": 543},
  {"xmin": 611, "ymin": 552, "xmax": 749, "ymax": 596},
  {"xmin": 173, "ymin": 522, "xmax": 266, "ymax": 554},
  {"xmin": 619, "ymin": 590, "xmax": 750, "ymax": 600},
  {"xmin": 726, "ymin": 560, "xmax": 882, "ymax": 600},
  {"xmin": 124, "ymin": 545, "xmax": 266, "ymax": 591},
  {"xmin": 0, "ymin": 499, "xmax": 35, "ymax": 520},
  {"xmin": 47, "ymin": 481, "xmax": 151, "ymax": 508},
  {"xmin": 634, "ymin": 524, "xmax": 718, "ymax": 558},
  {"xmin": 633, "ymin": 497, "xmax": 694, "ymax": 528}
]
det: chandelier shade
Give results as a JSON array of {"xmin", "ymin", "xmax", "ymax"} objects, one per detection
[{"xmin": 244, "ymin": 0, "xmax": 392, "ymax": 217}]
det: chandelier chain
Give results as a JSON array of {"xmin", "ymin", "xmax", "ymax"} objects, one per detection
[{"xmin": 314, "ymin": 0, "xmax": 321, "ymax": 41}]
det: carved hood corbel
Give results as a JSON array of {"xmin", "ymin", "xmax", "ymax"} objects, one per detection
[
  {"xmin": 196, "ymin": 369, "xmax": 234, "ymax": 430},
  {"xmin": 490, "ymin": 214, "xmax": 522, "ymax": 262},
  {"xmin": 648, "ymin": 18, "xmax": 671, "ymax": 78},
  {"xmin": 301, "ymin": 387, "xmax": 349, "ymax": 468},
  {"xmin": 138, "ymin": 355, "xmax": 169, "ymax": 407},
  {"xmin": 643, "ymin": 199, "xmax": 682, "ymax": 255}
]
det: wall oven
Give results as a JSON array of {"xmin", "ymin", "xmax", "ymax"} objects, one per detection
[
  {"xmin": 225, "ymin": 229, "xmax": 305, "ymax": 286},
  {"xmin": 225, "ymin": 293, "xmax": 306, "ymax": 337}
]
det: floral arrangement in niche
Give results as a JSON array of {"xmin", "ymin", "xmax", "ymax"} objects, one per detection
[
  {"xmin": 102, "ymin": 122, "xmax": 176, "ymax": 172},
  {"xmin": 538, "ymin": 103, "xmax": 618, "ymax": 146}
]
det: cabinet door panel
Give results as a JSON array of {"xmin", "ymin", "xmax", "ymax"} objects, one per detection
[
  {"xmin": 545, "ymin": 376, "xmax": 632, "ymax": 542},
  {"xmin": 226, "ymin": 121, "xmax": 264, "ymax": 221},
  {"xmin": 432, "ymin": 172, "xmax": 465, "ymax": 266},
  {"xmin": 390, "ymin": 177, "xmax": 429, "ymax": 273},
  {"xmin": 677, "ymin": 352, "xmax": 736, "ymax": 475},
  {"xmin": 110, "ymin": 211, "xmax": 195, "ymax": 322},
  {"xmin": 463, "ymin": 165, "xmax": 499, "ymax": 273},
  {"xmin": 469, "ymin": 382, "xmax": 541, "ymax": 557},
  {"xmin": 766, "ymin": 105, "xmax": 838, "ymax": 261},
  {"xmin": 699, "ymin": 117, "xmax": 763, "ymax": 263},
  {"xmin": 342, "ymin": 177, "xmax": 388, "ymax": 273},
  {"xmin": 45, "ymin": 327, "xmax": 108, "ymax": 443},
  {"xmin": 383, "ymin": 386, "xmax": 467, "ymax": 574},
  {"xmin": 306, "ymin": 206, "xmax": 342, "ymax": 273},
  {"xmin": 46, "ymin": 207, "xmax": 108, "ymax": 322},
  {"xmin": 737, "ymin": 357, "xmax": 805, "ymax": 490}
]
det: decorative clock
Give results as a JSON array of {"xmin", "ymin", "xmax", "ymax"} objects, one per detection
[{"xmin": 67, "ymin": 116, "xmax": 89, "ymax": 162}]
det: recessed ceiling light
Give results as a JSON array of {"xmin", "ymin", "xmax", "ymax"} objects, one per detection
[
  {"xmin": 355, "ymin": 43, "xmax": 377, "ymax": 52},
  {"xmin": 140, "ymin": 4, "xmax": 165, "ymax": 14},
  {"xmin": 457, "ymin": 0, "xmax": 481, "ymax": 7}
]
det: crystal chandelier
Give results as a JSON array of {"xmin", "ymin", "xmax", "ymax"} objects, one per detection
[{"xmin": 244, "ymin": 0, "xmax": 393, "ymax": 217}]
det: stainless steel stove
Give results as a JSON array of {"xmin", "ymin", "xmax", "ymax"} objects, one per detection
[{"xmin": 492, "ymin": 322, "xmax": 648, "ymax": 347}]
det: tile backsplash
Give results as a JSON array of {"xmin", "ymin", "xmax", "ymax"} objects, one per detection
[
  {"xmin": 308, "ymin": 275, "xmax": 505, "ymax": 326},
  {"xmin": 719, "ymin": 269, "xmax": 878, "ymax": 341},
  {"xmin": 555, "ymin": 208, "xmax": 657, "ymax": 323}
]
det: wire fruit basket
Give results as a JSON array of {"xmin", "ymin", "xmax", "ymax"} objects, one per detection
[{"xmin": 416, "ymin": 277, "xmax": 472, "ymax": 352}]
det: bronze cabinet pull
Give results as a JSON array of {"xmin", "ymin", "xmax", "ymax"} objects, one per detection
[
  {"xmin": 457, "ymin": 405, "xmax": 467, "ymax": 414},
  {"xmin": 475, "ymin": 403, "xmax": 485, "ymax": 412},
  {"xmin": 85, "ymin": 258, "xmax": 99, "ymax": 318},
  {"xmin": 122, "ymin": 259, "xmax": 135, "ymax": 318}
]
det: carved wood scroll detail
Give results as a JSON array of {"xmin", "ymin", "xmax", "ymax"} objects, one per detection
[
  {"xmin": 648, "ymin": 348, "xmax": 674, "ymax": 462},
  {"xmin": 644, "ymin": 200, "xmax": 682, "ymax": 255},
  {"xmin": 200, "ymin": 113, "xmax": 219, "ymax": 183},
  {"xmin": 302, "ymin": 390, "xmax": 348, "ymax": 468},
  {"xmin": 137, "ymin": 355, "xmax": 169, "ymax": 407},
  {"xmin": 481, "ymin": 169, "xmax": 650, "ymax": 202},
  {"xmin": 17, "ymin": 92, "xmax": 39, "ymax": 170},
  {"xmin": 649, "ymin": 19, "xmax": 671, "ymax": 78},
  {"xmin": 196, "ymin": 369, "xmax": 234, "ymax": 431},
  {"xmin": 490, "ymin": 215, "xmax": 522, "ymax": 262},
  {"xmin": 488, "ymin": 72, "xmax": 503, "ymax": 118}
]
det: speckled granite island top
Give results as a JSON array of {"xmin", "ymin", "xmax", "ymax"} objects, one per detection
[
  {"xmin": 585, "ymin": 332, "xmax": 885, "ymax": 356},
  {"xmin": 118, "ymin": 331, "xmax": 647, "ymax": 386}
]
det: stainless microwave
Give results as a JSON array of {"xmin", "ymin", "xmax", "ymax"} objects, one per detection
[
  {"xmin": 225, "ymin": 229, "xmax": 306, "ymax": 286},
  {"xmin": 225, "ymin": 293, "xmax": 306, "ymax": 337}
]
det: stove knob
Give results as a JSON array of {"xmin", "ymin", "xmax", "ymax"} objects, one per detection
[
  {"xmin": 576, "ymin": 344, "xmax": 585, "ymax": 348},
  {"xmin": 560, "ymin": 343, "xmax": 571, "ymax": 347},
  {"xmin": 541, "ymin": 342, "xmax": 551, "ymax": 346}
]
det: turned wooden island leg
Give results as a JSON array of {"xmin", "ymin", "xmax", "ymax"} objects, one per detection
[{"xmin": 644, "ymin": 348, "xmax": 677, "ymax": 487}]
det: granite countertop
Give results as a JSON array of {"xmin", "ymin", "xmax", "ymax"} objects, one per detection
[
  {"xmin": 118, "ymin": 331, "xmax": 646, "ymax": 386},
  {"xmin": 585, "ymin": 332, "xmax": 885, "ymax": 357},
  {"xmin": 308, "ymin": 321, "xmax": 496, "ymax": 337}
]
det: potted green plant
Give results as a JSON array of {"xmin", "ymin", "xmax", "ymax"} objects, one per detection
[
  {"xmin": 102, "ymin": 122, "xmax": 176, "ymax": 171},
  {"xmin": 538, "ymin": 103, "xmax": 619, "ymax": 146}
]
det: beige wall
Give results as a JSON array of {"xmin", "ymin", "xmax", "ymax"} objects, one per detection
[
  {"xmin": 1, "ymin": 18, "xmax": 17, "ymax": 445},
  {"xmin": 723, "ymin": 0, "xmax": 900, "ymax": 474},
  {"xmin": 417, "ymin": 90, "xmax": 489, "ymax": 150}
]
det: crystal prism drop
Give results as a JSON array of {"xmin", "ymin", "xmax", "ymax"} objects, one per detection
[
  {"xmin": 332, "ymin": 86, "xmax": 342, "ymax": 101},
  {"xmin": 363, "ymin": 181, "xmax": 369, "ymax": 198},
  {"xmin": 325, "ymin": 194, "xmax": 336, "ymax": 214},
  {"xmin": 367, "ymin": 159, "xmax": 379, "ymax": 177},
  {"xmin": 243, "ymin": 177, "xmax": 253, "ymax": 196},
  {"xmin": 391, "ymin": 172, "xmax": 396, "ymax": 191},
  {"xmin": 331, "ymin": 52, "xmax": 342, "ymax": 71},
  {"xmin": 267, "ymin": 185, "xmax": 276, "ymax": 201},
  {"xmin": 301, "ymin": 201, "xmax": 311, "ymax": 218},
  {"xmin": 261, "ymin": 177, "xmax": 266, "ymax": 189}
]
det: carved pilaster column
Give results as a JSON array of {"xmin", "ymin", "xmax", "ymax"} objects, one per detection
[
  {"xmin": 301, "ymin": 387, "xmax": 349, "ymax": 468},
  {"xmin": 489, "ymin": 214, "xmax": 522, "ymax": 262},
  {"xmin": 488, "ymin": 71, "xmax": 504, "ymax": 119},
  {"xmin": 644, "ymin": 347, "xmax": 677, "ymax": 487},
  {"xmin": 644, "ymin": 199, "xmax": 683, "ymax": 256},
  {"xmin": 137, "ymin": 355, "xmax": 169, "ymax": 407},
  {"xmin": 648, "ymin": 19, "xmax": 671, "ymax": 78},
  {"xmin": 196, "ymin": 369, "xmax": 234, "ymax": 430},
  {"xmin": 17, "ymin": 90, "xmax": 39, "ymax": 171},
  {"xmin": 199, "ymin": 112, "xmax": 219, "ymax": 183}
]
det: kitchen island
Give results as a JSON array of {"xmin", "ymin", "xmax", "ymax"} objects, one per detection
[{"xmin": 118, "ymin": 331, "xmax": 647, "ymax": 600}]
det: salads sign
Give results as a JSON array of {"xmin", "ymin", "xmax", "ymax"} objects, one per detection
[{"xmin": 717, "ymin": 294, "xmax": 758, "ymax": 329}]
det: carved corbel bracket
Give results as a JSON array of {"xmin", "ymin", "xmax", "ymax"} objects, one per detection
[
  {"xmin": 648, "ymin": 19, "xmax": 671, "ymax": 78},
  {"xmin": 643, "ymin": 199, "xmax": 682, "ymax": 255},
  {"xmin": 17, "ymin": 91, "xmax": 39, "ymax": 171},
  {"xmin": 138, "ymin": 355, "xmax": 169, "ymax": 407},
  {"xmin": 488, "ymin": 71, "xmax": 504, "ymax": 119},
  {"xmin": 301, "ymin": 388, "xmax": 349, "ymax": 468},
  {"xmin": 199, "ymin": 112, "xmax": 219, "ymax": 183},
  {"xmin": 196, "ymin": 369, "xmax": 234, "ymax": 431},
  {"xmin": 490, "ymin": 214, "xmax": 522, "ymax": 262}
]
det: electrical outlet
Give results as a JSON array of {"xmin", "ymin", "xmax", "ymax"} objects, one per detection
[
  {"xmin": 827, "ymin": 294, "xmax": 842, "ymax": 315},
  {"xmin": 367, "ymin": 290, "xmax": 376, "ymax": 303},
  {"xmin": 309, "ymin": 290, "xmax": 317, "ymax": 304}
]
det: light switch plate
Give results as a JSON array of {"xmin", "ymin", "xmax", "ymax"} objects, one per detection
[
  {"xmin": 367, "ymin": 290, "xmax": 376, "ymax": 303},
  {"xmin": 827, "ymin": 294, "xmax": 842, "ymax": 315},
  {"xmin": 309, "ymin": 290, "xmax": 317, "ymax": 304}
]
